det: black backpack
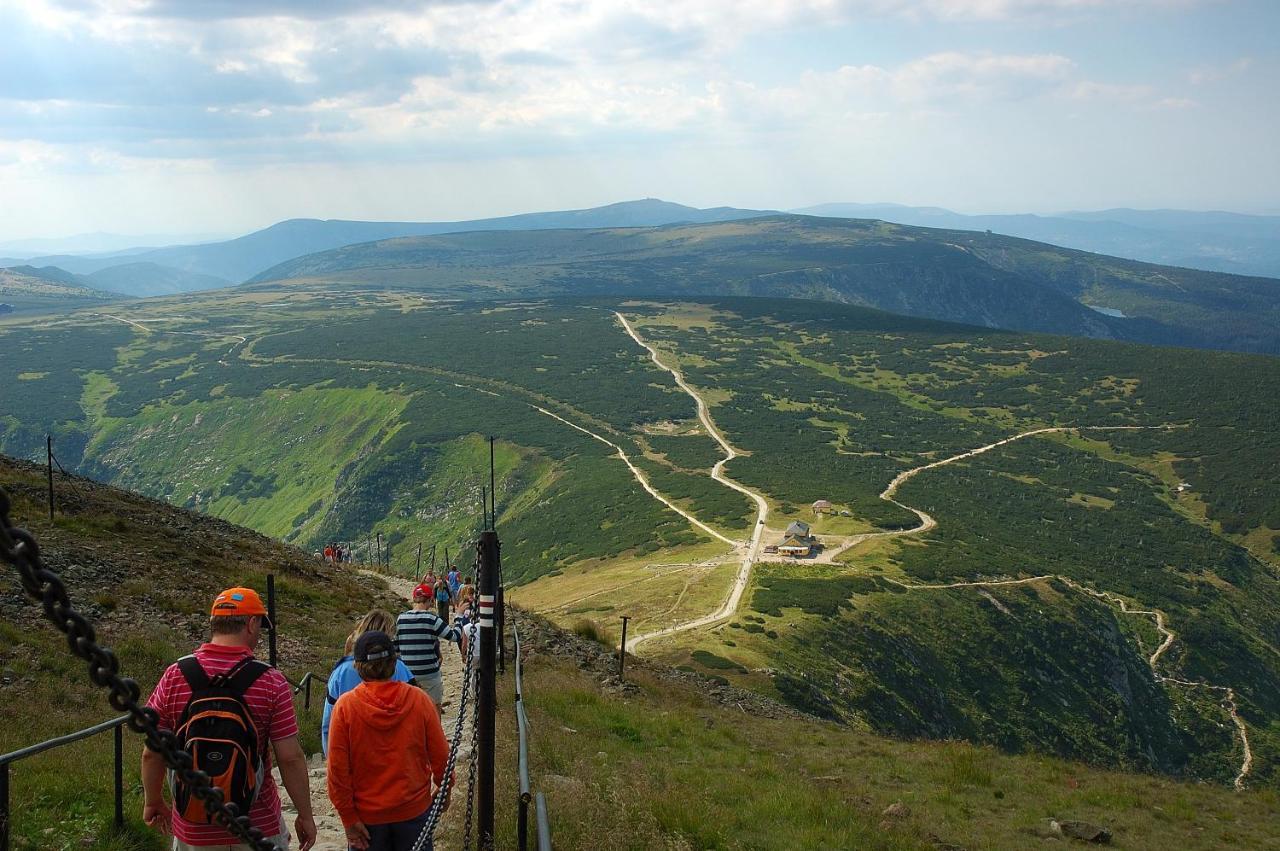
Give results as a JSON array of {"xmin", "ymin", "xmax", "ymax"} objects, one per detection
[{"xmin": 170, "ymin": 656, "xmax": 270, "ymax": 824}]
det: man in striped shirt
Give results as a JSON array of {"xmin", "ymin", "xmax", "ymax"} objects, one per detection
[
  {"xmin": 396, "ymin": 587, "xmax": 461, "ymax": 709},
  {"xmin": 142, "ymin": 587, "xmax": 317, "ymax": 850}
]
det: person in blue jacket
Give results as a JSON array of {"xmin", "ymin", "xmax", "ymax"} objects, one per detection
[{"xmin": 321, "ymin": 609, "xmax": 417, "ymax": 756}]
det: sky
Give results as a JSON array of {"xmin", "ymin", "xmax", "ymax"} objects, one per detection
[{"xmin": 0, "ymin": 0, "xmax": 1277, "ymax": 240}]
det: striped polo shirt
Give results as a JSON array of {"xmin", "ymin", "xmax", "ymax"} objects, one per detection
[
  {"xmin": 396, "ymin": 609, "xmax": 461, "ymax": 679},
  {"xmin": 145, "ymin": 643, "xmax": 298, "ymax": 846}
]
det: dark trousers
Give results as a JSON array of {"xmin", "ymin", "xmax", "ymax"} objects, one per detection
[
  {"xmin": 358, "ymin": 808, "xmax": 431, "ymax": 851},
  {"xmin": 437, "ymin": 601, "xmax": 449, "ymax": 622}
]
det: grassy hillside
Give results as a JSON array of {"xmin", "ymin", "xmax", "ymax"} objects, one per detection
[
  {"xmin": 2, "ymin": 291, "xmax": 1277, "ymax": 791},
  {"xmin": 505, "ymin": 611, "xmax": 1280, "ymax": 850},
  {"xmin": 0, "ymin": 455, "xmax": 408, "ymax": 849},
  {"xmin": 247, "ymin": 215, "xmax": 1280, "ymax": 355},
  {"xmin": 5, "ymin": 456, "xmax": 1276, "ymax": 849}
]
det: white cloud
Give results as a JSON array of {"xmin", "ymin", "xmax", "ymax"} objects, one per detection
[{"xmin": 1188, "ymin": 56, "xmax": 1253, "ymax": 85}]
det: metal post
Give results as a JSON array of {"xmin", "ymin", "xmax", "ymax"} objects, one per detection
[
  {"xmin": 46, "ymin": 435, "xmax": 54, "ymax": 522},
  {"xmin": 497, "ymin": 586, "xmax": 506, "ymax": 675},
  {"xmin": 416, "ymin": 543, "xmax": 422, "ymax": 575},
  {"xmin": 1, "ymin": 761, "xmax": 9, "ymax": 851},
  {"xmin": 482, "ymin": 486, "xmax": 488, "ymax": 529},
  {"xmin": 376, "ymin": 533, "xmax": 382, "ymax": 566},
  {"xmin": 113, "ymin": 722, "xmax": 124, "ymax": 831},
  {"xmin": 266, "ymin": 574, "xmax": 278, "ymax": 669},
  {"xmin": 476, "ymin": 531, "xmax": 499, "ymax": 848},
  {"xmin": 489, "ymin": 436, "xmax": 497, "ymax": 528},
  {"xmin": 367, "ymin": 534, "xmax": 372, "ymax": 565},
  {"xmin": 304, "ymin": 676, "xmax": 312, "ymax": 711},
  {"xmin": 619, "ymin": 616, "xmax": 630, "ymax": 680}
]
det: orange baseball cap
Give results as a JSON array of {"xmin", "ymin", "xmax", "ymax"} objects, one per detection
[{"xmin": 211, "ymin": 587, "xmax": 269, "ymax": 621}]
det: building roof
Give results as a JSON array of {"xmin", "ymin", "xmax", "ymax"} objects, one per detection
[
  {"xmin": 812, "ymin": 499, "xmax": 833, "ymax": 509},
  {"xmin": 785, "ymin": 520, "xmax": 811, "ymax": 538},
  {"xmin": 779, "ymin": 536, "xmax": 811, "ymax": 550}
]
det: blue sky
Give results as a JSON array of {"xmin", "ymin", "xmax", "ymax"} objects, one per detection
[{"xmin": 0, "ymin": 0, "xmax": 1275, "ymax": 239}]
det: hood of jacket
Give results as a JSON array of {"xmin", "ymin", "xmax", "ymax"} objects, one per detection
[{"xmin": 351, "ymin": 679, "xmax": 415, "ymax": 731}]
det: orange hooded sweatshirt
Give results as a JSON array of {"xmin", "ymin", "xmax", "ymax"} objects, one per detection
[{"xmin": 327, "ymin": 679, "xmax": 451, "ymax": 827}]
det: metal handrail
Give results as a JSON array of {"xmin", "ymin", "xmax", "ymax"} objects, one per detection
[
  {"xmin": 0, "ymin": 715, "xmax": 127, "ymax": 766},
  {"xmin": 535, "ymin": 792, "xmax": 552, "ymax": 851},
  {"xmin": 1, "ymin": 716, "xmax": 128, "ymax": 851},
  {"xmin": 516, "ymin": 701, "xmax": 532, "ymax": 803},
  {"xmin": 289, "ymin": 671, "xmax": 318, "ymax": 711}
]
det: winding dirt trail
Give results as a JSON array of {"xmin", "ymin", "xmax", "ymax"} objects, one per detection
[
  {"xmin": 605, "ymin": 319, "xmax": 1252, "ymax": 786},
  {"xmin": 616, "ymin": 313, "xmax": 768, "ymax": 651}
]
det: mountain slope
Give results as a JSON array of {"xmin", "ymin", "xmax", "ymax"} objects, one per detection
[
  {"xmin": 0, "ymin": 453, "xmax": 407, "ymax": 848},
  {"xmin": 10, "ymin": 199, "xmax": 773, "ymax": 286},
  {"xmin": 83, "ymin": 261, "xmax": 232, "ymax": 297},
  {"xmin": 248, "ymin": 214, "xmax": 1280, "ymax": 354},
  {"xmin": 0, "ymin": 265, "xmax": 123, "ymax": 314},
  {"xmin": 797, "ymin": 203, "xmax": 1280, "ymax": 278},
  {"xmin": 4, "ymin": 451, "xmax": 1276, "ymax": 848}
]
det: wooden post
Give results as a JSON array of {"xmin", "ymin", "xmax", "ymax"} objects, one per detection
[{"xmin": 619, "ymin": 616, "xmax": 630, "ymax": 680}]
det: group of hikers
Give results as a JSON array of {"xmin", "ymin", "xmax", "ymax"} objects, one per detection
[
  {"xmin": 140, "ymin": 579, "xmax": 480, "ymax": 851},
  {"xmin": 321, "ymin": 543, "xmax": 350, "ymax": 564}
]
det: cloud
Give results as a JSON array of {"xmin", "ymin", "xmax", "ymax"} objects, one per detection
[{"xmin": 1188, "ymin": 56, "xmax": 1253, "ymax": 85}]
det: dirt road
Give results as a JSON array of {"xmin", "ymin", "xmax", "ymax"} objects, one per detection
[{"xmin": 616, "ymin": 313, "xmax": 769, "ymax": 651}]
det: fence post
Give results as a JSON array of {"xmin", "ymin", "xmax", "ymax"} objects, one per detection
[
  {"xmin": 497, "ymin": 586, "xmax": 506, "ymax": 675},
  {"xmin": 477, "ymin": 530, "xmax": 499, "ymax": 848},
  {"xmin": 416, "ymin": 543, "xmax": 422, "ymax": 575},
  {"xmin": 376, "ymin": 533, "xmax": 382, "ymax": 566},
  {"xmin": 113, "ymin": 723, "xmax": 124, "ymax": 831},
  {"xmin": 304, "ymin": 676, "xmax": 312, "ymax": 711},
  {"xmin": 619, "ymin": 616, "xmax": 630, "ymax": 680},
  {"xmin": 46, "ymin": 435, "xmax": 54, "ymax": 522},
  {"xmin": 266, "ymin": 574, "xmax": 278, "ymax": 669},
  {"xmin": 1, "ymin": 761, "xmax": 9, "ymax": 851}
]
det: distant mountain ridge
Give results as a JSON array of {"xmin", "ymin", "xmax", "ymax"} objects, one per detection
[
  {"xmin": 1, "ymin": 200, "xmax": 774, "ymax": 295},
  {"xmin": 795, "ymin": 203, "xmax": 1280, "ymax": 278},
  {"xmin": 247, "ymin": 214, "xmax": 1280, "ymax": 355}
]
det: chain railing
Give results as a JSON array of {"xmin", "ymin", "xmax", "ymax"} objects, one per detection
[{"xmin": 0, "ymin": 487, "xmax": 284, "ymax": 850}]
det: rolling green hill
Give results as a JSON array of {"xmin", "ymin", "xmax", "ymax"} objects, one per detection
[
  {"xmin": 248, "ymin": 215, "xmax": 1280, "ymax": 355},
  {"xmin": 0, "ymin": 265, "xmax": 124, "ymax": 314},
  {"xmin": 1, "ymin": 290, "xmax": 1277, "ymax": 793}
]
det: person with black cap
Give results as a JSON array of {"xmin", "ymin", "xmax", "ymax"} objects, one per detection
[{"xmin": 327, "ymin": 630, "xmax": 451, "ymax": 851}]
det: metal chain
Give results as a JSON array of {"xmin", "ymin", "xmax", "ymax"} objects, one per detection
[
  {"xmin": 462, "ymin": 652, "xmax": 482, "ymax": 851},
  {"xmin": 0, "ymin": 487, "xmax": 282, "ymax": 851},
  {"xmin": 409, "ymin": 637, "xmax": 478, "ymax": 851}
]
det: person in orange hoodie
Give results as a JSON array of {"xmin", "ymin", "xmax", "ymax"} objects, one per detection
[{"xmin": 327, "ymin": 630, "xmax": 451, "ymax": 850}]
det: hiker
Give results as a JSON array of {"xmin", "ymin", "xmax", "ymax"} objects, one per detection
[
  {"xmin": 321, "ymin": 610, "xmax": 417, "ymax": 757},
  {"xmin": 324, "ymin": 544, "xmax": 335, "ymax": 563},
  {"xmin": 447, "ymin": 565, "xmax": 461, "ymax": 598},
  {"xmin": 454, "ymin": 575, "xmax": 474, "ymax": 614},
  {"xmin": 327, "ymin": 630, "xmax": 451, "ymax": 851},
  {"xmin": 396, "ymin": 588, "xmax": 461, "ymax": 709},
  {"xmin": 433, "ymin": 575, "xmax": 452, "ymax": 622},
  {"xmin": 141, "ymin": 587, "xmax": 317, "ymax": 850}
]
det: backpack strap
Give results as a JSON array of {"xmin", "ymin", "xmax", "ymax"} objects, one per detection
[
  {"xmin": 176, "ymin": 655, "xmax": 211, "ymax": 692},
  {"xmin": 225, "ymin": 658, "xmax": 271, "ymax": 695}
]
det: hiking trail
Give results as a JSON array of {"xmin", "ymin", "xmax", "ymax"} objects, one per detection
[
  {"xmin": 616, "ymin": 312, "xmax": 769, "ymax": 651},
  {"xmin": 281, "ymin": 570, "xmax": 471, "ymax": 850}
]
